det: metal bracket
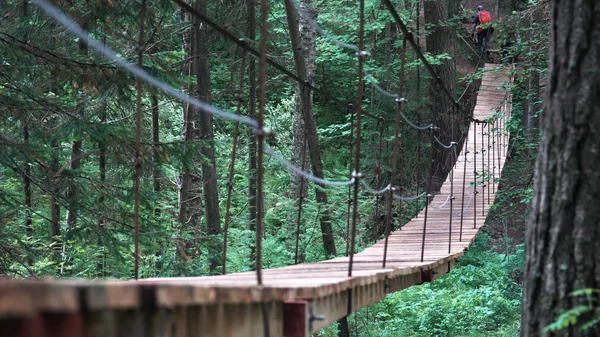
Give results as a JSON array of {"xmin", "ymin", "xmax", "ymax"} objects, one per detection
[{"xmin": 308, "ymin": 305, "xmax": 325, "ymax": 332}]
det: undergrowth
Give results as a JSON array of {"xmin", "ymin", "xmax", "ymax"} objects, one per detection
[{"xmin": 318, "ymin": 235, "xmax": 524, "ymax": 336}]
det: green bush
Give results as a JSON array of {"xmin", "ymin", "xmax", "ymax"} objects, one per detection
[{"xmin": 338, "ymin": 235, "xmax": 523, "ymax": 337}]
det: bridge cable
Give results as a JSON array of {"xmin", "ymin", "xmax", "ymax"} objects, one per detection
[
  {"xmin": 374, "ymin": 118, "xmax": 384, "ymax": 240},
  {"xmin": 257, "ymin": 0, "xmax": 270, "ymax": 334},
  {"xmin": 420, "ymin": 128, "xmax": 436, "ymax": 263},
  {"xmin": 481, "ymin": 122, "xmax": 485, "ymax": 215},
  {"xmin": 290, "ymin": 0, "xmax": 436, "ymax": 128},
  {"xmin": 348, "ymin": 0, "xmax": 366, "ymax": 278},
  {"xmin": 448, "ymin": 28, "xmax": 459, "ymax": 255},
  {"xmin": 459, "ymin": 138, "xmax": 469, "ymax": 242},
  {"xmin": 294, "ymin": 134, "xmax": 308, "ymax": 265},
  {"xmin": 33, "ymin": 0, "xmax": 439, "ymax": 195},
  {"xmin": 383, "ymin": 37, "xmax": 407, "ymax": 269},
  {"xmin": 176, "ymin": 0, "xmax": 387, "ymax": 123},
  {"xmin": 496, "ymin": 117, "xmax": 501, "ymax": 192},
  {"xmin": 33, "ymin": 0, "xmax": 260, "ymax": 128},
  {"xmin": 448, "ymin": 110, "xmax": 457, "ymax": 254},
  {"xmin": 222, "ymin": 51, "xmax": 248, "ymax": 275},
  {"xmin": 474, "ymin": 121, "xmax": 480, "ymax": 229},
  {"xmin": 264, "ymin": 146, "xmax": 354, "ymax": 187},
  {"xmin": 415, "ymin": 109, "xmax": 423, "ymax": 218},
  {"xmin": 345, "ymin": 106, "xmax": 355, "ymax": 257},
  {"xmin": 491, "ymin": 120, "xmax": 496, "ymax": 196},
  {"xmin": 487, "ymin": 122, "xmax": 491, "ymax": 204},
  {"xmin": 133, "ymin": 0, "xmax": 146, "ymax": 281},
  {"xmin": 397, "ymin": 115, "xmax": 406, "ymax": 227}
]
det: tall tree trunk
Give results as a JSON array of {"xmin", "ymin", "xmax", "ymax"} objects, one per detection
[
  {"xmin": 193, "ymin": 0, "xmax": 221, "ymax": 274},
  {"xmin": 289, "ymin": 0, "xmax": 314, "ymax": 200},
  {"xmin": 522, "ymin": 1, "xmax": 600, "ymax": 336},
  {"xmin": 178, "ymin": 6, "xmax": 203, "ymax": 256},
  {"xmin": 284, "ymin": 0, "xmax": 336, "ymax": 257},
  {"xmin": 247, "ymin": 0, "xmax": 258, "ymax": 267},
  {"xmin": 424, "ymin": 0, "xmax": 461, "ymax": 193}
]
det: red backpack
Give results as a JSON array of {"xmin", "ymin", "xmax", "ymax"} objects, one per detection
[
  {"xmin": 479, "ymin": 10, "xmax": 492, "ymax": 25},
  {"xmin": 477, "ymin": 10, "xmax": 492, "ymax": 33}
]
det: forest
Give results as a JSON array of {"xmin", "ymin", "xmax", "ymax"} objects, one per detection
[{"xmin": 1, "ymin": 0, "xmax": 599, "ymax": 336}]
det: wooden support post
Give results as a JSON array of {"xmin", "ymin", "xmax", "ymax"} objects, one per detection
[{"xmin": 283, "ymin": 301, "xmax": 308, "ymax": 337}]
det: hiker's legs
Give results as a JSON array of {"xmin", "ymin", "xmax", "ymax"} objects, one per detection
[{"xmin": 477, "ymin": 30, "xmax": 486, "ymax": 54}]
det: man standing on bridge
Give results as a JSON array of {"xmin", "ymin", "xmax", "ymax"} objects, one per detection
[{"xmin": 472, "ymin": 5, "xmax": 494, "ymax": 55}]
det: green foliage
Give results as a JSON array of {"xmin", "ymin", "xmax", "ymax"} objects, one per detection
[
  {"xmin": 318, "ymin": 235, "xmax": 524, "ymax": 337},
  {"xmin": 545, "ymin": 289, "xmax": 600, "ymax": 334}
]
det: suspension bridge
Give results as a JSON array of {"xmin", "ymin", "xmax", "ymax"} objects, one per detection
[
  {"xmin": 0, "ymin": 0, "xmax": 513, "ymax": 336},
  {"xmin": 0, "ymin": 63, "xmax": 511, "ymax": 336}
]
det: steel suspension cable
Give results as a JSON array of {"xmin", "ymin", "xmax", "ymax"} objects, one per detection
[
  {"xmin": 383, "ymin": 37, "xmax": 407, "ymax": 268},
  {"xmin": 345, "ymin": 106, "xmax": 355, "ymax": 257},
  {"xmin": 294, "ymin": 134, "xmax": 308, "ymax": 265},
  {"xmin": 497, "ymin": 117, "xmax": 501, "ymax": 191},
  {"xmin": 34, "ymin": 0, "xmax": 259, "ymax": 128},
  {"xmin": 503, "ymin": 115, "xmax": 507, "ymax": 158},
  {"xmin": 459, "ymin": 137, "xmax": 469, "ymax": 242},
  {"xmin": 473, "ymin": 123, "xmax": 478, "ymax": 229},
  {"xmin": 398, "ymin": 119, "xmax": 406, "ymax": 220},
  {"xmin": 487, "ymin": 122, "xmax": 491, "ymax": 203},
  {"xmin": 415, "ymin": 111, "xmax": 422, "ymax": 218},
  {"xmin": 257, "ymin": 0, "xmax": 269, "ymax": 334},
  {"xmin": 481, "ymin": 123, "xmax": 485, "ymax": 215},
  {"xmin": 374, "ymin": 118, "xmax": 384, "ymax": 240},
  {"xmin": 348, "ymin": 0, "xmax": 366, "ymax": 278},
  {"xmin": 36, "ymin": 0, "xmax": 452, "ymax": 196},
  {"xmin": 222, "ymin": 52, "xmax": 248, "ymax": 275},
  {"xmin": 177, "ymin": 0, "xmax": 388, "ymax": 124},
  {"xmin": 448, "ymin": 111, "xmax": 457, "ymax": 254},
  {"xmin": 133, "ymin": 0, "xmax": 146, "ymax": 280},
  {"xmin": 420, "ymin": 129, "xmax": 435, "ymax": 263},
  {"xmin": 36, "ymin": 0, "xmax": 415, "ymax": 198},
  {"xmin": 492, "ymin": 118, "xmax": 496, "ymax": 195}
]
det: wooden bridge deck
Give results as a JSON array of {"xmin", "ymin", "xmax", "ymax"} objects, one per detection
[{"xmin": 0, "ymin": 64, "xmax": 511, "ymax": 337}]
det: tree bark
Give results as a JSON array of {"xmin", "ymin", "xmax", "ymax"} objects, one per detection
[
  {"xmin": 424, "ymin": 0, "xmax": 462, "ymax": 193},
  {"xmin": 178, "ymin": 6, "xmax": 203, "ymax": 243},
  {"xmin": 284, "ymin": 0, "xmax": 336, "ymax": 257},
  {"xmin": 522, "ymin": 1, "xmax": 600, "ymax": 336},
  {"xmin": 288, "ymin": 0, "xmax": 315, "ymax": 200},
  {"xmin": 194, "ymin": 0, "xmax": 221, "ymax": 274}
]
